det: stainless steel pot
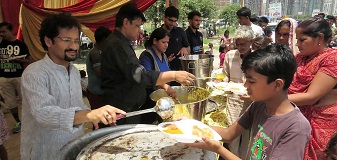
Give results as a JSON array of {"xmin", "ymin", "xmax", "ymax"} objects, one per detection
[
  {"xmin": 150, "ymin": 86, "xmax": 210, "ymax": 121},
  {"xmin": 179, "ymin": 54, "xmax": 214, "ymax": 88}
]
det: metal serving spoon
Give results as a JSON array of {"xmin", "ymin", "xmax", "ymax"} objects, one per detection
[{"xmin": 116, "ymin": 97, "xmax": 175, "ymax": 120}]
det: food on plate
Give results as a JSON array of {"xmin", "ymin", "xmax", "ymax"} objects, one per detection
[
  {"xmin": 192, "ymin": 125, "xmax": 214, "ymax": 139},
  {"xmin": 213, "ymin": 73, "xmax": 226, "ymax": 80},
  {"xmin": 163, "ymin": 124, "xmax": 184, "ymax": 134}
]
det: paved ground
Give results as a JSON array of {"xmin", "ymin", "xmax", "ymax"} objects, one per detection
[{"xmin": 3, "ymin": 37, "xmax": 222, "ymax": 160}]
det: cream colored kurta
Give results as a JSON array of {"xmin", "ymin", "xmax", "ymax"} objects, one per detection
[
  {"xmin": 223, "ymin": 50, "xmax": 245, "ymax": 84},
  {"xmin": 222, "ymin": 49, "xmax": 251, "ymax": 158},
  {"xmin": 21, "ymin": 54, "xmax": 89, "ymax": 160}
]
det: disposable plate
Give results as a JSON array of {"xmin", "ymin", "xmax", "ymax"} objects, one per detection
[{"xmin": 158, "ymin": 119, "xmax": 222, "ymax": 143}]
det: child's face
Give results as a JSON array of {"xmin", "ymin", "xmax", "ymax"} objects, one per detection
[
  {"xmin": 244, "ymin": 69, "xmax": 277, "ymax": 101},
  {"xmin": 229, "ymin": 45, "xmax": 235, "ymax": 50}
]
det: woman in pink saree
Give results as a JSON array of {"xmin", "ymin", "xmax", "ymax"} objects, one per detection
[{"xmin": 288, "ymin": 17, "xmax": 337, "ymax": 160}]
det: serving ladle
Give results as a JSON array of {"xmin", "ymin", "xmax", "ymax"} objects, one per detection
[{"xmin": 116, "ymin": 97, "xmax": 175, "ymax": 120}]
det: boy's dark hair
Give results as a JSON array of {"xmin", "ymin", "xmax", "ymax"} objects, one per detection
[
  {"xmin": 115, "ymin": 3, "xmax": 146, "ymax": 28},
  {"xmin": 259, "ymin": 16, "xmax": 269, "ymax": 23},
  {"xmin": 39, "ymin": 12, "xmax": 81, "ymax": 51},
  {"xmin": 165, "ymin": 6, "xmax": 179, "ymax": 19},
  {"xmin": 297, "ymin": 17, "xmax": 332, "ymax": 43},
  {"xmin": 250, "ymin": 14, "xmax": 259, "ymax": 23},
  {"xmin": 241, "ymin": 44, "xmax": 297, "ymax": 90},
  {"xmin": 94, "ymin": 26, "xmax": 111, "ymax": 44},
  {"xmin": 219, "ymin": 44, "xmax": 227, "ymax": 53},
  {"xmin": 144, "ymin": 28, "xmax": 170, "ymax": 48},
  {"xmin": 187, "ymin": 10, "xmax": 201, "ymax": 20},
  {"xmin": 0, "ymin": 22, "xmax": 13, "ymax": 31},
  {"xmin": 325, "ymin": 132, "xmax": 337, "ymax": 158},
  {"xmin": 236, "ymin": 7, "xmax": 251, "ymax": 18}
]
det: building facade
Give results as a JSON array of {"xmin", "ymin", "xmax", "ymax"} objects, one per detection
[{"xmin": 217, "ymin": 0, "xmax": 336, "ymax": 17}]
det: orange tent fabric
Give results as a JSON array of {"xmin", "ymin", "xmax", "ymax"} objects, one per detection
[{"xmin": 17, "ymin": 0, "xmax": 156, "ymax": 61}]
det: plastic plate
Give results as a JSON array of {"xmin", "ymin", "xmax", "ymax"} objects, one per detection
[{"xmin": 158, "ymin": 119, "xmax": 222, "ymax": 143}]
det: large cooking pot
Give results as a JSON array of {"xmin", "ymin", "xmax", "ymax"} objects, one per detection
[
  {"xmin": 150, "ymin": 86, "xmax": 210, "ymax": 121},
  {"xmin": 179, "ymin": 54, "xmax": 214, "ymax": 88}
]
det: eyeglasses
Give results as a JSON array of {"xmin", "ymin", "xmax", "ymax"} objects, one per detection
[
  {"xmin": 56, "ymin": 37, "xmax": 81, "ymax": 46},
  {"xmin": 167, "ymin": 17, "xmax": 178, "ymax": 23}
]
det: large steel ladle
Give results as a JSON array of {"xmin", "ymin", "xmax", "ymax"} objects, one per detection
[{"xmin": 116, "ymin": 97, "xmax": 175, "ymax": 120}]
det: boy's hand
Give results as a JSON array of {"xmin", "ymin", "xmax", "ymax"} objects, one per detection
[{"xmin": 183, "ymin": 137, "xmax": 223, "ymax": 153}]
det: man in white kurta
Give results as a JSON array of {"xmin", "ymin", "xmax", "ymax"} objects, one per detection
[
  {"xmin": 21, "ymin": 54, "xmax": 88, "ymax": 159},
  {"xmin": 20, "ymin": 13, "xmax": 125, "ymax": 160},
  {"xmin": 222, "ymin": 25, "xmax": 254, "ymax": 158}
]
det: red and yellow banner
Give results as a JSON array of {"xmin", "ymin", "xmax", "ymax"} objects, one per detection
[{"xmin": 13, "ymin": 0, "xmax": 157, "ymax": 61}]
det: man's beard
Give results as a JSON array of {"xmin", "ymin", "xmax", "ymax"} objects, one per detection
[
  {"xmin": 64, "ymin": 49, "xmax": 77, "ymax": 61},
  {"xmin": 191, "ymin": 25, "xmax": 199, "ymax": 30}
]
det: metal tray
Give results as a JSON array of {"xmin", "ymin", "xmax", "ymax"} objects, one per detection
[
  {"xmin": 76, "ymin": 126, "xmax": 216, "ymax": 160},
  {"xmin": 58, "ymin": 124, "xmax": 153, "ymax": 160}
]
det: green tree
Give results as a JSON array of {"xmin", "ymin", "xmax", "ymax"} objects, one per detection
[
  {"xmin": 179, "ymin": 0, "xmax": 216, "ymax": 20},
  {"xmin": 143, "ymin": 0, "xmax": 166, "ymax": 29},
  {"xmin": 219, "ymin": 4, "xmax": 241, "ymax": 26},
  {"xmin": 144, "ymin": 0, "xmax": 216, "ymax": 30}
]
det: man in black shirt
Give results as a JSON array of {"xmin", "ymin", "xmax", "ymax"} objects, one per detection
[
  {"xmin": 101, "ymin": 3, "xmax": 195, "ymax": 124},
  {"xmin": 185, "ymin": 10, "xmax": 203, "ymax": 55},
  {"xmin": 161, "ymin": 6, "xmax": 190, "ymax": 71},
  {"xmin": 0, "ymin": 22, "xmax": 30, "ymax": 133}
]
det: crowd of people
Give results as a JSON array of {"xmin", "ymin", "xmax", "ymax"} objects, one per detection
[{"xmin": 0, "ymin": 2, "xmax": 336, "ymax": 160}]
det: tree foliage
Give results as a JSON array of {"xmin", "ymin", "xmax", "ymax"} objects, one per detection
[
  {"xmin": 143, "ymin": 0, "xmax": 166, "ymax": 28},
  {"xmin": 144, "ymin": 0, "xmax": 217, "ymax": 29},
  {"xmin": 179, "ymin": 0, "xmax": 216, "ymax": 20},
  {"xmin": 219, "ymin": 4, "xmax": 241, "ymax": 26}
]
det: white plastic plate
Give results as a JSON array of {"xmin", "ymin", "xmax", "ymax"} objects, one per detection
[{"xmin": 158, "ymin": 119, "xmax": 222, "ymax": 143}]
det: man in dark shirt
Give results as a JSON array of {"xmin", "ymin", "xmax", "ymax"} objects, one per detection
[
  {"xmin": 0, "ymin": 22, "xmax": 30, "ymax": 133},
  {"xmin": 161, "ymin": 6, "xmax": 190, "ymax": 71},
  {"xmin": 185, "ymin": 10, "xmax": 203, "ymax": 55},
  {"xmin": 101, "ymin": 3, "xmax": 195, "ymax": 124}
]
